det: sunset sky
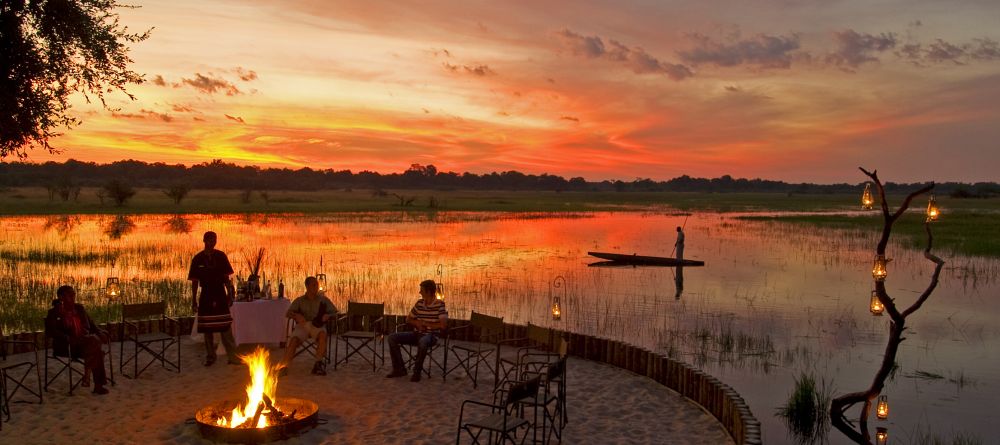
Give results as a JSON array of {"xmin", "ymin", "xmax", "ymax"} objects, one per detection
[{"xmin": 33, "ymin": 0, "xmax": 1000, "ymax": 183}]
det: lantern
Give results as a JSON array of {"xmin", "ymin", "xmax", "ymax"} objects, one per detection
[
  {"xmin": 435, "ymin": 283, "xmax": 445, "ymax": 301},
  {"xmin": 551, "ymin": 296, "xmax": 561, "ymax": 321},
  {"xmin": 870, "ymin": 290, "xmax": 884, "ymax": 316},
  {"xmin": 316, "ymin": 273, "xmax": 327, "ymax": 293},
  {"xmin": 875, "ymin": 428, "xmax": 888, "ymax": 445},
  {"xmin": 862, "ymin": 183, "xmax": 875, "ymax": 210},
  {"xmin": 926, "ymin": 194, "xmax": 939, "ymax": 222},
  {"xmin": 872, "ymin": 254, "xmax": 888, "ymax": 281},
  {"xmin": 876, "ymin": 395, "xmax": 889, "ymax": 420},
  {"xmin": 106, "ymin": 277, "xmax": 121, "ymax": 299},
  {"xmin": 550, "ymin": 275, "xmax": 566, "ymax": 321}
]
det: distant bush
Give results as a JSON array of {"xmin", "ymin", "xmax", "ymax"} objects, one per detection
[
  {"xmin": 163, "ymin": 184, "xmax": 191, "ymax": 205},
  {"xmin": 240, "ymin": 188, "xmax": 253, "ymax": 204},
  {"xmin": 103, "ymin": 180, "xmax": 136, "ymax": 207}
]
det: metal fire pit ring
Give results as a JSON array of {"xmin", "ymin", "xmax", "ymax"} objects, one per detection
[{"xmin": 195, "ymin": 397, "xmax": 319, "ymax": 443}]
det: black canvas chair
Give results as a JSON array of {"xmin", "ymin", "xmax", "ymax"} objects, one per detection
[
  {"xmin": 496, "ymin": 324, "xmax": 560, "ymax": 390},
  {"xmin": 119, "ymin": 302, "xmax": 181, "ymax": 379},
  {"xmin": 456, "ymin": 376, "xmax": 540, "ymax": 445},
  {"xmin": 500, "ymin": 357, "xmax": 567, "ymax": 444},
  {"xmin": 447, "ymin": 312, "xmax": 518, "ymax": 389},
  {"xmin": 1, "ymin": 328, "xmax": 43, "ymax": 423},
  {"xmin": 286, "ymin": 317, "xmax": 334, "ymax": 364},
  {"xmin": 43, "ymin": 320, "xmax": 115, "ymax": 395},
  {"xmin": 333, "ymin": 302, "xmax": 385, "ymax": 372},
  {"xmin": 391, "ymin": 322, "xmax": 447, "ymax": 379}
]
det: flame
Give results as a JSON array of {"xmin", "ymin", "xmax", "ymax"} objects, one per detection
[{"xmin": 216, "ymin": 347, "xmax": 281, "ymax": 428}]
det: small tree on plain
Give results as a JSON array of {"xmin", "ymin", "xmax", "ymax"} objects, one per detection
[
  {"xmin": 103, "ymin": 180, "xmax": 136, "ymax": 207},
  {"xmin": 163, "ymin": 184, "xmax": 191, "ymax": 205}
]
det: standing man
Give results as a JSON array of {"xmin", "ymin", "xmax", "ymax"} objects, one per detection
[
  {"xmin": 189, "ymin": 231, "xmax": 239, "ymax": 366},
  {"xmin": 386, "ymin": 279, "xmax": 447, "ymax": 382},
  {"xmin": 675, "ymin": 226, "xmax": 685, "ymax": 261},
  {"xmin": 279, "ymin": 276, "xmax": 337, "ymax": 376}
]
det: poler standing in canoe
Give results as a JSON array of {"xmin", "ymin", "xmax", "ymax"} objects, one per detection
[
  {"xmin": 189, "ymin": 231, "xmax": 239, "ymax": 366},
  {"xmin": 675, "ymin": 226, "xmax": 685, "ymax": 260}
]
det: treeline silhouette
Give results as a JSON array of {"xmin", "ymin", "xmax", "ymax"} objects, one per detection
[{"xmin": 1, "ymin": 159, "xmax": 998, "ymax": 196}]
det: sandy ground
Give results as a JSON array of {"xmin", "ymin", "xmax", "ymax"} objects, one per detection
[{"xmin": 1, "ymin": 338, "xmax": 734, "ymax": 444}]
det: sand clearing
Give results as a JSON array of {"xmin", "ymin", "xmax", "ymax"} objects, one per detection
[{"xmin": 1, "ymin": 339, "xmax": 734, "ymax": 444}]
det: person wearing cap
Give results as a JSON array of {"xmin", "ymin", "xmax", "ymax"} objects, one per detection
[{"xmin": 189, "ymin": 231, "xmax": 239, "ymax": 366}]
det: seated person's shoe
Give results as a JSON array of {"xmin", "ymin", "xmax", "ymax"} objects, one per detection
[
  {"xmin": 410, "ymin": 372, "xmax": 421, "ymax": 382},
  {"xmin": 385, "ymin": 368, "xmax": 407, "ymax": 378},
  {"xmin": 93, "ymin": 386, "xmax": 109, "ymax": 395},
  {"xmin": 312, "ymin": 361, "xmax": 327, "ymax": 376},
  {"xmin": 203, "ymin": 356, "xmax": 216, "ymax": 367}
]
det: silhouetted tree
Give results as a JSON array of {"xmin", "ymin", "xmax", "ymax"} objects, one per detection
[
  {"xmin": 103, "ymin": 179, "xmax": 135, "ymax": 206},
  {"xmin": 1, "ymin": 0, "xmax": 150, "ymax": 158},
  {"xmin": 163, "ymin": 184, "xmax": 190, "ymax": 204}
]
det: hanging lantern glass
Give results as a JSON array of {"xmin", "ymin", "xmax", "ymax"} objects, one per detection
[
  {"xmin": 870, "ymin": 290, "xmax": 885, "ymax": 316},
  {"xmin": 875, "ymin": 427, "xmax": 888, "ymax": 445},
  {"xmin": 926, "ymin": 194, "xmax": 939, "ymax": 222},
  {"xmin": 872, "ymin": 254, "xmax": 888, "ymax": 281},
  {"xmin": 876, "ymin": 395, "xmax": 889, "ymax": 420},
  {"xmin": 316, "ymin": 273, "xmax": 327, "ymax": 293},
  {"xmin": 862, "ymin": 183, "xmax": 875, "ymax": 210},
  {"xmin": 435, "ymin": 283, "xmax": 445, "ymax": 301},
  {"xmin": 106, "ymin": 277, "xmax": 121, "ymax": 299},
  {"xmin": 551, "ymin": 296, "xmax": 561, "ymax": 321}
]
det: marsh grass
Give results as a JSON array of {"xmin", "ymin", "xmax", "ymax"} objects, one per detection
[{"xmin": 776, "ymin": 372, "xmax": 832, "ymax": 445}]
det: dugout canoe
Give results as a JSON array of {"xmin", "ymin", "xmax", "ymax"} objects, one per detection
[{"xmin": 587, "ymin": 252, "xmax": 705, "ymax": 266}]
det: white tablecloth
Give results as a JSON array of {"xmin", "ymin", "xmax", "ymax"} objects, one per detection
[{"xmin": 231, "ymin": 299, "xmax": 291, "ymax": 345}]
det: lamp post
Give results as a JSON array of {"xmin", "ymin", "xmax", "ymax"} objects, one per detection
[
  {"xmin": 435, "ymin": 264, "xmax": 445, "ymax": 300},
  {"xmin": 316, "ymin": 255, "xmax": 326, "ymax": 293},
  {"xmin": 106, "ymin": 259, "xmax": 120, "ymax": 299},
  {"xmin": 550, "ymin": 275, "xmax": 565, "ymax": 321}
]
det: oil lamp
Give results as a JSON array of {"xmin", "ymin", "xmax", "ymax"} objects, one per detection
[
  {"xmin": 875, "ymin": 427, "xmax": 888, "ymax": 445},
  {"xmin": 872, "ymin": 254, "xmax": 888, "ymax": 281},
  {"xmin": 551, "ymin": 296, "xmax": 561, "ymax": 321},
  {"xmin": 435, "ymin": 264, "xmax": 444, "ymax": 300},
  {"xmin": 870, "ymin": 290, "xmax": 884, "ymax": 316},
  {"xmin": 876, "ymin": 395, "xmax": 889, "ymax": 420},
  {"xmin": 926, "ymin": 194, "xmax": 939, "ymax": 222},
  {"xmin": 106, "ymin": 277, "xmax": 120, "ymax": 299},
  {"xmin": 316, "ymin": 256, "xmax": 326, "ymax": 293},
  {"xmin": 550, "ymin": 275, "xmax": 566, "ymax": 321},
  {"xmin": 862, "ymin": 183, "xmax": 875, "ymax": 210}
]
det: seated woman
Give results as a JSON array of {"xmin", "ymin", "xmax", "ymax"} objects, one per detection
[{"xmin": 44, "ymin": 285, "xmax": 111, "ymax": 395}]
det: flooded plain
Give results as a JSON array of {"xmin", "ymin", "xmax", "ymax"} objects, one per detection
[{"xmin": 1, "ymin": 211, "xmax": 996, "ymax": 444}]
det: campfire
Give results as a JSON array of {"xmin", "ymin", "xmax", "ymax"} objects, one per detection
[{"xmin": 195, "ymin": 347, "xmax": 318, "ymax": 443}]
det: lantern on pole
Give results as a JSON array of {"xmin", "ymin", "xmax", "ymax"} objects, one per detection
[
  {"xmin": 106, "ymin": 259, "xmax": 120, "ymax": 299},
  {"xmin": 926, "ymin": 194, "xmax": 939, "ymax": 222},
  {"xmin": 870, "ymin": 289, "xmax": 885, "ymax": 316},
  {"xmin": 876, "ymin": 395, "xmax": 889, "ymax": 420},
  {"xmin": 875, "ymin": 427, "xmax": 888, "ymax": 445},
  {"xmin": 435, "ymin": 264, "xmax": 445, "ymax": 300},
  {"xmin": 872, "ymin": 254, "xmax": 888, "ymax": 281},
  {"xmin": 550, "ymin": 275, "xmax": 565, "ymax": 321},
  {"xmin": 316, "ymin": 255, "xmax": 327, "ymax": 293},
  {"xmin": 862, "ymin": 183, "xmax": 875, "ymax": 210}
]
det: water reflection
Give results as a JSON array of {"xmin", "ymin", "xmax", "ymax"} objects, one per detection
[
  {"xmin": 0, "ymin": 212, "xmax": 995, "ymax": 443},
  {"xmin": 104, "ymin": 215, "xmax": 135, "ymax": 239}
]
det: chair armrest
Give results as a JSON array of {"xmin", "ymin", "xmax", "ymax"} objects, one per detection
[
  {"xmin": 3, "ymin": 339, "xmax": 38, "ymax": 351},
  {"xmin": 394, "ymin": 322, "xmax": 412, "ymax": 333},
  {"xmin": 165, "ymin": 316, "xmax": 182, "ymax": 335},
  {"xmin": 498, "ymin": 337, "xmax": 527, "ymax": 346}
]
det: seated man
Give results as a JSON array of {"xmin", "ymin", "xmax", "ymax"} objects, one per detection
[
  {"xmin": 44, "ymin": 285, "xmax": 111, "ymax": 395},
  {"xmin": 386, "ymin": 279, "xmax": 447, "ymax": 382},
  {"xmin": 279, "ymin": 276, "xmax": 337, "ymax": 376}
]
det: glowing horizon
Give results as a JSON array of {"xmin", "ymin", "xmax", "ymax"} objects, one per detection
[{"xmin": 22, "ymin": 0, "xmax": 1000, "ymax": 183}]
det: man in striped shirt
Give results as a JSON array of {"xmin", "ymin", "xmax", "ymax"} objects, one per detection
[{"xmin": 386, "ymin": 279, "xmax": 447, "ymax": 382}]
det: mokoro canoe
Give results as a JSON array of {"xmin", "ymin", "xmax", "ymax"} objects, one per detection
[{"xmin": 587, "ymin": 252, "xmax": 705, "ymax": 267}]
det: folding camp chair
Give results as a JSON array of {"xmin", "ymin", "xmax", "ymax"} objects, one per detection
[
  {"xmin": 448, "ymin": 311, "xmax": 520, "ymax": 389},
  {"xmin": 333, "ymin": 302, "xmax": 385, "ymax": 372},
  {"xmin": 119, "ymin": 302, "xmax": 182, "ymax": 379},
  {"xmin": 1, "ymin": 328, "xmax": 43, "ymax": 422},
  {"xmin": 500, "ymin": 357, "xmax": 567, "ymax": 444},
  {"xmin": 392, "ymin": 322, "xmax": 447, "ymax": 379},
  {"xmin": 43, "ymin": 332, "xmax": 115, "ymax": 395},
  {"xmin": 456, "ymin": 376, "xmax": 540, "ymax": 445},
  {"xmin": 286, "ymin": 317, "xmax": 334, "ymax": 364}
]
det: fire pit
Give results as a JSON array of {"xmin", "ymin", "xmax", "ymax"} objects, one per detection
[{"xmin": 195, "ymin": 347, "xmax": 319, "ymax": 443}]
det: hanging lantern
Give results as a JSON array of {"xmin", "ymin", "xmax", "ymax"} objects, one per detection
[
  {"xmin": 316, "ymin": 273, "xmax": 327, "ymax": 293},
  {"xmin": 550, "ymin": 275, "xmax": 566, "ymax": 321},
  {"xmin": 106, "ymin": 277, "xmax": 120, "ymax": 299},
  {"xmin": 870, "ymin": 290, "xmax": 885, "ymax": 316},
  {"xmin": 551, "ymin": 296, "xmax": 561, "ymax": 321},
  {"xmin": 435, "ymin": 283, "xmax": 445, "ymax": 301},
  {"xmin": 926, "ymin": 194, "xmax": 939, "ymax": 222},
  {"xmin": 875, "ymin": 428, "xmax": 888, "ymax": 445},
  {"xmin": 872, "ymin": 254, "xmax": 888, "ymax": 281},
  {"xmin": 862, "ymin": 183, "xmax": 875, "ymax": 210},
  {"xmin": 876, "ymin": 395, "xmax": 889, "ymax": 420}
]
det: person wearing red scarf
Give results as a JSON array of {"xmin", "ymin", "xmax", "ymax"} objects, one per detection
[{"xmin": 44, "ymin": 285, "xmax": 111, "ymax": 395}]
